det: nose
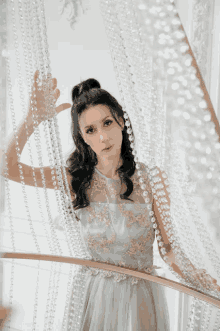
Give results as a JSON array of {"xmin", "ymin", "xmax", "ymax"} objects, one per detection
[
  {"xmin": 99, "ymin": 131, "xmax": 108, "ymax": 142},
  {"xmin": 99, "ymin": 131, "xmax": 110, "ymax": 150}
]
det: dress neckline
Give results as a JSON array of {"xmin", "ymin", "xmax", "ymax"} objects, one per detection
[{"xmin": 94, "ymin": 167, "xmax": 121, "ymax": 181}]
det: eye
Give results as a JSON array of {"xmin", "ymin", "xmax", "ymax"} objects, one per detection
[
  {"xmin": 86, "ymin": 128, "xmax": 93, "ymax": 134},
  {"xmin": 104, "ymin": 120, "xmax": 113, "ymax": 126},
  {"xmin": 86, "ymin": 120, "xmax": 113, "ymax": 134}
]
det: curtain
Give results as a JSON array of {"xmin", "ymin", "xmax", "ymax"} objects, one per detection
[{"xmin": 1, "ymin": 0, "xmax": 220, "ymax": 330}]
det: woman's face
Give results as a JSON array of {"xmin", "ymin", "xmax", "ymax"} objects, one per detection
[{"xmin": 79, "ymin": 104, "xmax": 124, "ymax": 160}]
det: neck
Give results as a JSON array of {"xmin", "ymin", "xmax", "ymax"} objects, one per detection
[{"xmin": 96, "ymin": 154, "xmax": 123, "ymax": 178}]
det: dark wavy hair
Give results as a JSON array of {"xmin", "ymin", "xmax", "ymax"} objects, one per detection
[{"xmin": 66, "ymin": 78, "xmax": 136, "ymax": 213}]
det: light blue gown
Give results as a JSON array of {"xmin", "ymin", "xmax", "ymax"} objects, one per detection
[{"xmin": 67, "ymin": 163, "xmax": 170, "ymax": 330}]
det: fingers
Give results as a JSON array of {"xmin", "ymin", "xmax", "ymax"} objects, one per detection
[
  {"xmin": 63, "ymin": 103, "xmax": 72, "ymax": 109},
  {"xmin": 43, "ymin": 75, "xmax": 57, "ymax": 90},
  {"xmin": 34, "ymin": 70, "xmax": 39, "ymax": 79},
  {"xmin": 56, "ymin": 103, "xmax": 72, "ymax": 114},
  {"xmin": 197, "ymin": 269, "xmax": 220, "ymax": 290},
  {"xmin": 53, "ymin": 78, "xmax": 57, "ymax": 88},
  {"xmin": 32, "ymin": 70, "xmax": 39, "ymax": 90},
  {"xmin": 52, "ymin": 88, "xmax": 60, "ymax": 100},
  {"xmin": 33, "ymin": 70, "xmax": 57, "ymax": 90},
  {"xmin": 55, "ymin": 89, "xmax": 60, "ymax": 101},
  {"xmin": 213, "ymin": 283, "xmax": 220, "ymax": 291}
]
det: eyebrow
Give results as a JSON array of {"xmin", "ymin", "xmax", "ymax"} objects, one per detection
[{"xmin": 84, "ymin": 116, "xmax": 111, "ymax": 130}]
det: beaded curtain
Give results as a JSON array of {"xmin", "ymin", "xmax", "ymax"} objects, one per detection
[{"xmin": 1, "ymin": 0, "xmax": 220, "ymax": 330}]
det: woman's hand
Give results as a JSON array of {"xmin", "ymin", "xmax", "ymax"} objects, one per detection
[
  {"xmin": 27, "ymin": 70, "xmax": 71, "ymax": 124},
  {"xmin": 195, "ymin": 269, "xmax": 220, "ymax": 292},
  {"xmin": 0, "ymin": 305, "xmax": 11, "ymax": 329}
]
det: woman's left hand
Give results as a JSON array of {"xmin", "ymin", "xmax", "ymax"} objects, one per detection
[{"xmin": 196, "ymin": 269, "xmax": 220, "ymax": 292}]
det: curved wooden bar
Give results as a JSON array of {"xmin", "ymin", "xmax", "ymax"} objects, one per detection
[{"xmin": 1, "ymin": 252, "xmax": 220, "ymax": 309}]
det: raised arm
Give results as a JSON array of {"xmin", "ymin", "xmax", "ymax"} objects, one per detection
[
  {"xmin": 1, "ymin": 70, "xmax": 72, "ymax": 192},
  {"xmin": 151, "ymin": 167, "xmax": 185, "ymax": 278},
  {"xmin": 151, "ymin": 166, "xmax": 220, "ymax": 291}
]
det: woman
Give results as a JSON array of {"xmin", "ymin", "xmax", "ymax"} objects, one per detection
[
  {"xmin": 65, "ymin": 75, "xmax": 172, "ymax": 330},
  {"xmin": 2, "ymin": 70, "xmax": 219, "ymax": 330}
]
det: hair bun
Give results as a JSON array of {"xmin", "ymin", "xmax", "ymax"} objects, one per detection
[{"xmin": 71, "ymin": 78, "xmax": 101, "ymax": 102}]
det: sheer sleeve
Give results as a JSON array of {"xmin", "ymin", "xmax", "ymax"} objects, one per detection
[
  {"xmin": 140, "ymin": 163, "xmax": 173, "ymax": 258},
  {"xmin": 141, "ymin": 163, "xmax": 220, "ymax": 292}
]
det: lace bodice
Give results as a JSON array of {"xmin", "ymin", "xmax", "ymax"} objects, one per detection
[{"xmin": 75, "ymin": 163, "xmax": 158, "ymax": 283}]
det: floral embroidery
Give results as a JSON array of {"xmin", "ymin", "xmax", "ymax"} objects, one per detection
[
  {"xmin": 87, "ymin": 204, "xmax": 109, "ymax": 225},
  {"xmin": 78, "ymin": 162, "xmax": 157, "ymax": 286},
  {"xmin": 82, "ymin": 266, "xmax": 128, "ymax": 283},
  {"xmin": 96, "ymin": 205, "xmax": 111, "ymax": 227},
  {"xmin": 86, "ymin": 205, "xmax": 97, "ymax": 223},
  {"xmin": 106, "ymin": 181, "xmax": 121, "ymax": 200},
  {"xmin": 124, "ymin": 232, "xmax": 155, "ymax": 257},
  {"xmin": 81, "ymin": 263, "xmax": 159, "ymax": 286},
  {"xmin": 91, "ymin": 172, "xmax": 106, "ymax": 192},
  {"xmin": 117, "ymin": 202, "xmax": 151, "ymax": 228},
  {"xmin": 87, "ymin": 232, "xmax": 117, "ymax": 254},
  {"xmin": 88, "ymin": 172, "xmax": 108, "ymax": 202}
]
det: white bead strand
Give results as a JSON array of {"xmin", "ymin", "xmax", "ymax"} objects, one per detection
[
  {"xmin": 19, "ymin": 0, "xmax": 54, "ymax": 256},
  {"xmin": 9, "ymin": 0, "xmax": 41, "ymax": 254},
  {"xmin": 2, "ymin": 153, "xmax": 15, "ymax": 330},
  {"xmin": 100, "ymin": 0, "xmax": 171, "ymax": 268},
  {"xmin": 30, "ymin": 0, "xmax": 62, "ymax": 257},
  {"xmin": 139, "ymin": 0, "xmax": 220, "ymax": 241},
  {"xmin": 100, "ymin": 0, "xmax": 142, "ymax": 155}
]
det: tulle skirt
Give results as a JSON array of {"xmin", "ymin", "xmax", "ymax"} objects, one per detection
[{"xmin": 67, "ymin": 268, "xmax": 170, "ymax": 331}]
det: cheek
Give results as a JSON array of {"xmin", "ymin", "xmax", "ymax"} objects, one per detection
[
  {"xmin": 114, "ymin": 128, "xmax": 123, "ymax": 141},
  {"xmin": 86, "ymin": 137, "xmax": 99, "ymax": 150}
]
